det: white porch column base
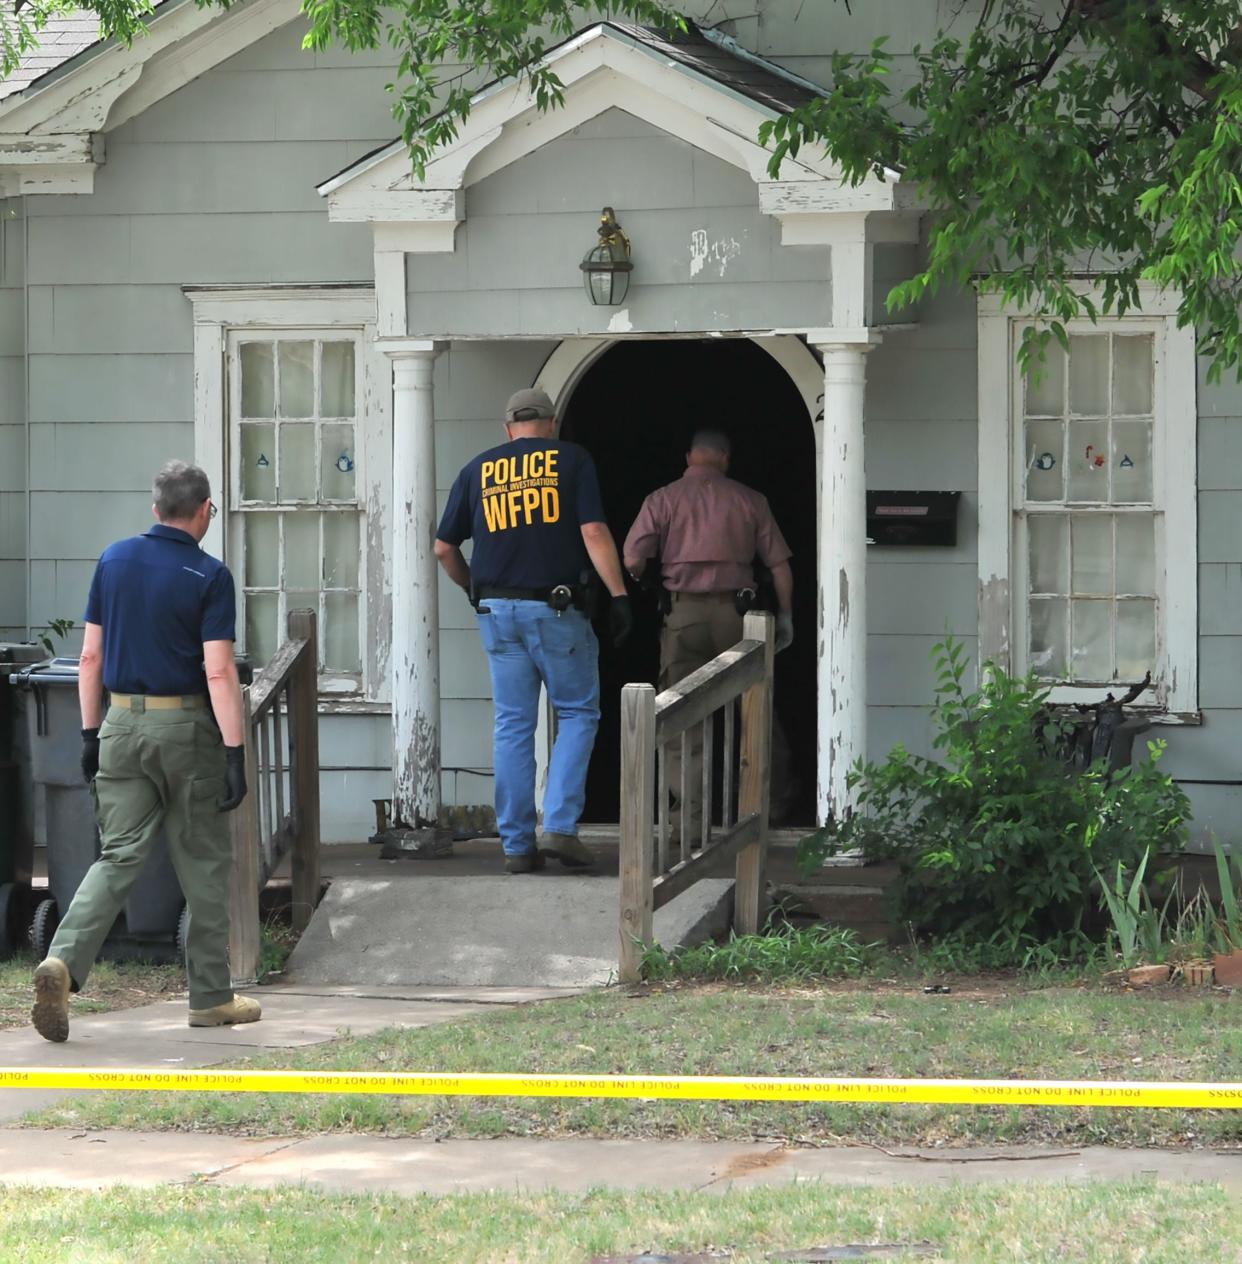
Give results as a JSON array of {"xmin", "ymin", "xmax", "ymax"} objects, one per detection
[
  {"xmin": 814, "ymin": 339, "xmax": 877, "ymax": 824},
  {"xmin": 384, "ymin": 339, "xmax": 445, "ymax": 828}
]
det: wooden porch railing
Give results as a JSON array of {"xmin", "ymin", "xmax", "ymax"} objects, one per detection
[
  {"xmin": 618, "ymin": 610, "xmax": 774, "ymax": 983},
  {"xmin": 227, "ymin": 607, "xmax": 321, "ymax": 984}
]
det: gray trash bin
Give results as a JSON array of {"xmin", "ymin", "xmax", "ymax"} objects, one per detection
[
  {"xmin": 0, "ymin": 644, "xmax": 44, "ymax": 952},
  {"xmin": 12, "ymin": 658, "xmax": 185, "ymax": 963}
]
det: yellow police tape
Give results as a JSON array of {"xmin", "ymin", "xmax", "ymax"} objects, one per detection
[{"xmin": 0, "ymin": 1068, "xmax": 1240, "ymax": 1109}]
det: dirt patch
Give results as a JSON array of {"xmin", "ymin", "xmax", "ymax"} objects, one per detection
[
  {"xmin": 0, "ymin": 955, "xmax": 186, "ymax": 1030},
  {"xmin": 719, "ymin": 1147, "xmax": 790, "ymax": 1180}
]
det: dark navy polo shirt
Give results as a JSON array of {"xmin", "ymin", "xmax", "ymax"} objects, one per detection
[
  {"xmin": 83, "ymin": 524, "xmax": 236, "ymax": 696},
  {"xmin": 436, "ymin": 437, "xmax": 606, "ymax": 589}
]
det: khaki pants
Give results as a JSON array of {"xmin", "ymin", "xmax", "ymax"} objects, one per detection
[
  {"xmin": 660, "ymin": 593, "xmax": 792, "ymax": 838},
  {"xmin": 49, "ymin": 701, "xmax": 234, "ymax": 1010}
]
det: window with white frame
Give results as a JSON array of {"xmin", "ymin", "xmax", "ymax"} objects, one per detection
[
  {"xmin": 977, "ymin": 291, "xmax": 1197, "ymax": 715},
  {"xmin": 227, "ymin": 330, "xmax": 364, "ymax": 694}
]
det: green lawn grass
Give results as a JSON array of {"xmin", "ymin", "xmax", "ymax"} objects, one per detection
[
  {"xmin": 0, "ymin": 949, "xmax": 185, "ymax": 1029},
  {"xmin": 0, "ymin": 1180, "xmax": 1236, "ymax": 1263},
  {"xmin": 26, "ymin": 983, "xmax": 1242, "ymax": 1148}
]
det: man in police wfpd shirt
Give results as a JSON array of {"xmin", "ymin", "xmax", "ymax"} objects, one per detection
[
  {"xmin": 434, "ymin": 388, "xmax": 633, "ymax": 874},
  {"xmin": 31, "ymin": 460, "xmax": 260, "ymax": 1043}
]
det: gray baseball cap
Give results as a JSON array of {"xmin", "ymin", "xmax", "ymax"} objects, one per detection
[{"xmin": 505, "ymin": 387, "xmax": 556, "ymax": 422}]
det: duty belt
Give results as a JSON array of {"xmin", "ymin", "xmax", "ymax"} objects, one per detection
[
  {"xmin": 108, "ymin": 693, "xmax": 208, "ymax": 711},
  {"xmin": 475, "ymin": 585, "xmax": 576, "ymax": 603}
]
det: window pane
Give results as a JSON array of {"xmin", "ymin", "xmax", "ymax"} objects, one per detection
[
  {"xmin": 324, "ymin": 591, "xmax": 361, "ymax": 673},
  {"xmin": 1116, "ymin": 515, "xmax": 1155, "ymax": 595},
  {"xmin": 1113, "ymin": 334, "xmax": 1154, "ymax": 415},
  {"xmin": 279, "ymin": 423, "xmax": 316, "ymax": 501},
  {"xmin": 1071, "ymin": 516, "xmax": 1112, "ymax": 596},
  {"xmin": 1071, "ymin": 599, "xmax": 1111, "ymax": 681},
  {"xmin": 278, "ymin": 341, "xmax": 315, "ymax": 418},
  {"xmin": 1029, "ymin": 598, "xmax": 1068, "ymax": 678},
  {"xmin": 240, "ymin": 424, "xmax": 276, "ymax": 502},
  {"xmin": 1116, "ymin": 599, "xmax": 1156, "ymax": 679},
  {"xmin": 1025, "ymin": 419, "xmax": 1064, "ymax": 502},
  {"xmin": 1069, "ymin": 335, "xmax": 1109, "ymax": 414},
  {"xmin": 1024, "ymin": 341, "xmax": 1065, "ymax": 415},
  {"xmin": 321, "ymin": 342, "xmax": 355, "ymax": 417},
  {"xmin": 1028, "ymin": 515, "xmax": 1068, "ymax": 594},
  {"xmin": 1067, "ymin": 419, "xmax": 1110, "ymax": 502},
  {"xmin": 240, "ymin": 343, "xmax": 274, "ymax": 418},
  {"xmin": 243, "ymin": 513, "xmax": 278, "ymax": 588},
  {"xmin": 321, "ymin": 423, "xmax": 356, "ymax": 501},
  {"xmin": 323, "ymin": 513, "xmax": 359, "ymax": 587},
  {"xmin": 283, "ymin": 512, "xmax": 319, "ymax": 591},
  {"xmin": 1112, "ymin": 420, "xmax": 1153, "ymax": 503},
  {"xmin": 245, "ymin": 592, "xmax": 279, "ymax": 668}
]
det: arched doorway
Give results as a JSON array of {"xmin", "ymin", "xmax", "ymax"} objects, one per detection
[{"xmin": 557, "ymin": 338, "xmax": 818, "ymax": 825}]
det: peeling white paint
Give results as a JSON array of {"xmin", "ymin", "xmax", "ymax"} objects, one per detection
[
  {"xmin": 607, "ymin": 308, "xmax": 633, "ymax": 333},
  {"xmin": 690, "ymin": 228, "xmax": 744, "ymax": 279}
]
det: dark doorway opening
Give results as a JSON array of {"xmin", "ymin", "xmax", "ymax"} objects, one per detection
[{"xmin": 558, "ymin": 338, "xmax": 818, "ymax": 826}]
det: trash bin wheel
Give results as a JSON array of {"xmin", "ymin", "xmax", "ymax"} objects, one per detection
[
  {"xmin": 175, "ymin": 903, "xmax": 190, "ymax": 967},
  {"xmin": 0, "ymin": 883, "xmax": 17, "ymax": 950},
  {"xmin": 29, "ymin": 898, "xmax": 59, "ymax": 961}
]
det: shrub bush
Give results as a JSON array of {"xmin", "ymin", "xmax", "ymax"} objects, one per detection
[{"xmin": 798, "ymin": 638, "xmax": 1190, "ymax": 947}]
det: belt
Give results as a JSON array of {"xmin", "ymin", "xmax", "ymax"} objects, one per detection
[
  {"xmin": 109, "ymin": 693, "xmax": 208, "ymax": 711},
  {"xmin": 669, "ymin": 590, "xmax": 739, "ymax": 601},
  {"xmin": 476, "ymin": 585, "xmax": 571, "ymax": 602}
]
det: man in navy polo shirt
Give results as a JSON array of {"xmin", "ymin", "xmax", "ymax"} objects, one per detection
[
  {"xmin": 434, "ymin": 387, "xmax": 633, "ymax": 873},
  {"xmin": 32, "ymin": 460, "xmax": 260, "ymax": 1042}
]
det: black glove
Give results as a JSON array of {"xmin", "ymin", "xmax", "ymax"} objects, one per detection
[
  {"xmin": 609, "ymin": 595, "xmax": 635, "ymax": 648},
  {"xmin": 81, "ymin": 728, "xmax": 100, "ymax": 783},
  {"xmin": 219, "ymin": 745, "xmax": 247, "ymax": 812}
]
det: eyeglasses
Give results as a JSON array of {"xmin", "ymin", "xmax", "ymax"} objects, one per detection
[{"xmin": 206, "ymin": 501, "xmax": 218, "ymax": 520}]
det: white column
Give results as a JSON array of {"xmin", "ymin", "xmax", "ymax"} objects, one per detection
[
  {"xmin": 814, "ymin": 340, "xmax": 875, "ymax": 823},
  {"xmin": 384, "ymin": 340, "xmax": 444, "ymax": 829}
]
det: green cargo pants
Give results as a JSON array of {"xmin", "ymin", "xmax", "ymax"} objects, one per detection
[{"xmin": 49, "ymin": 698, "xmax": 233, "ymax": 1010}]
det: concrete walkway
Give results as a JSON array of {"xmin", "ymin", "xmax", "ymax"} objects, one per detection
[
  {"xmin": 2, "ymin": 1130, "xmax": 1239, "ymax": 1195},
  {"xmin": 0, "ymin": 982, "xmax": 581, "ymax": 1124}
]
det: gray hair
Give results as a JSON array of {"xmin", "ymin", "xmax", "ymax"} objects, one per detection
[
  {"xmin": 690, "ymin": 429, "xmax": 731, "ymax": 455},
  {"xmin": 153, "ymin": 460, "xmax": 211, "ymax": 521}
]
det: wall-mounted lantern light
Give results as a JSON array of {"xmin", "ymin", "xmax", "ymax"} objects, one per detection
[{"xmin": 580, "ymin": 206, "xmax": 633, "ymax": 306}]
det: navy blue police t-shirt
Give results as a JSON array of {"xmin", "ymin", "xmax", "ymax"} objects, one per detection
[
  {"xmin": 84, "ymin": 524, "xmax": 236, "ymax": 696},
  {"xmin": 436, "ymin": 437, "xmax": 605, "ymax": 589}
]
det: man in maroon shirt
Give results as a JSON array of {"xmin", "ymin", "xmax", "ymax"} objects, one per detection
[{"xmin": 623, "ymin": 430, "xmax": 794, "ymax": 844}]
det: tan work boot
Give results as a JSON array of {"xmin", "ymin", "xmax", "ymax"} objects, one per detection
[
  {"xmin": 537, "ymin": 831, "xmax": 596, "ymax": 871},
  {"xmin": 188, "ymin": 994, "xmax": 262, "ymax": 1028},
  {"xmin": 31, "ymin": 957, "xmax": 71, "ymax": 1043}
]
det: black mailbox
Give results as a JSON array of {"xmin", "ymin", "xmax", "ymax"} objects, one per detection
[{"xmin": 866, "ymin": 490, "xmax": 961, "ymax": 547}]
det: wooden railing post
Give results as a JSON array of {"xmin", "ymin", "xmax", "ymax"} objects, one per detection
[
  {"xmin": 735, "ymin": 612, "xmax": 774, "ymax": 936},
  {"xmin": 619, "ymin": 682, "xmax": 656, "ymax": 983},
  {"xmin": 286, "ymin": 608, "xmax": 321, "ymax": 933},
  {"xmin": 228, "ymin": 686, "xmax": 261, "ymax": 984}
]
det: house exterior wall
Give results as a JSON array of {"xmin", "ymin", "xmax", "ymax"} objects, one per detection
[
  {"xmin": 406, "ymin": 110, "xmax": 833, "ymax": 337},
  {"xmin": 14, "ymin": 22, "xmax": 392, "ymax": 839},
  {"xmin": 0, "ymin": 199, "xmax": 26, "ymax": 639},
  {"xmin": 1, "ymin": 1, "xmax": 1237, "ymax": 846}
]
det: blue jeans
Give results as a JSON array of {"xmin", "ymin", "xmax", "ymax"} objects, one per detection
[{"xmin": 477, "ymin": 600, "xmax": 601, "ymax": 855}]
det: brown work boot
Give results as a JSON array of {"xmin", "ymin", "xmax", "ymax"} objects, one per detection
[
  {"xmin": 31, "ymin": 957, "xmax": 71, "ymax": 1043},
  {"xmin": 537, "ymin": 832, "xmax": 596, "ymax": 871},
  {"xmin": 504, "ymin": 850, "xmax": 546, "ymax": 874},
  {"xmin": 188, "ymin": 994, "xmax": 262, "ymax": 1028}
]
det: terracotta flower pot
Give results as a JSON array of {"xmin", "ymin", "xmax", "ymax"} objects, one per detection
[
  {"xmin": 1213, "ymin": 949, "xmax": 1242, "ymax": 988},
  {"xmin": 1126, "ymin": 963, "xmax": 1170, "ymax": 986}
]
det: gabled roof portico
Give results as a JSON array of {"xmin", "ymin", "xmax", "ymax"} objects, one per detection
[{"xmin": 320, "ymin": 21, "xmax": 922, "ymax": 833}]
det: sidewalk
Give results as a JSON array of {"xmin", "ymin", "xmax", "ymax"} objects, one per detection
[
  {"xmin": 1, "ymin": 1130, "xmax": 1239, "ymax": 1195},
  {"xmin": 1, "ymin": 982, "xmax": 1240, "ymax": 1197},
  {"xmin": 0, "ymin": 982, "xmax": 581, "ymax": 1124}
]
